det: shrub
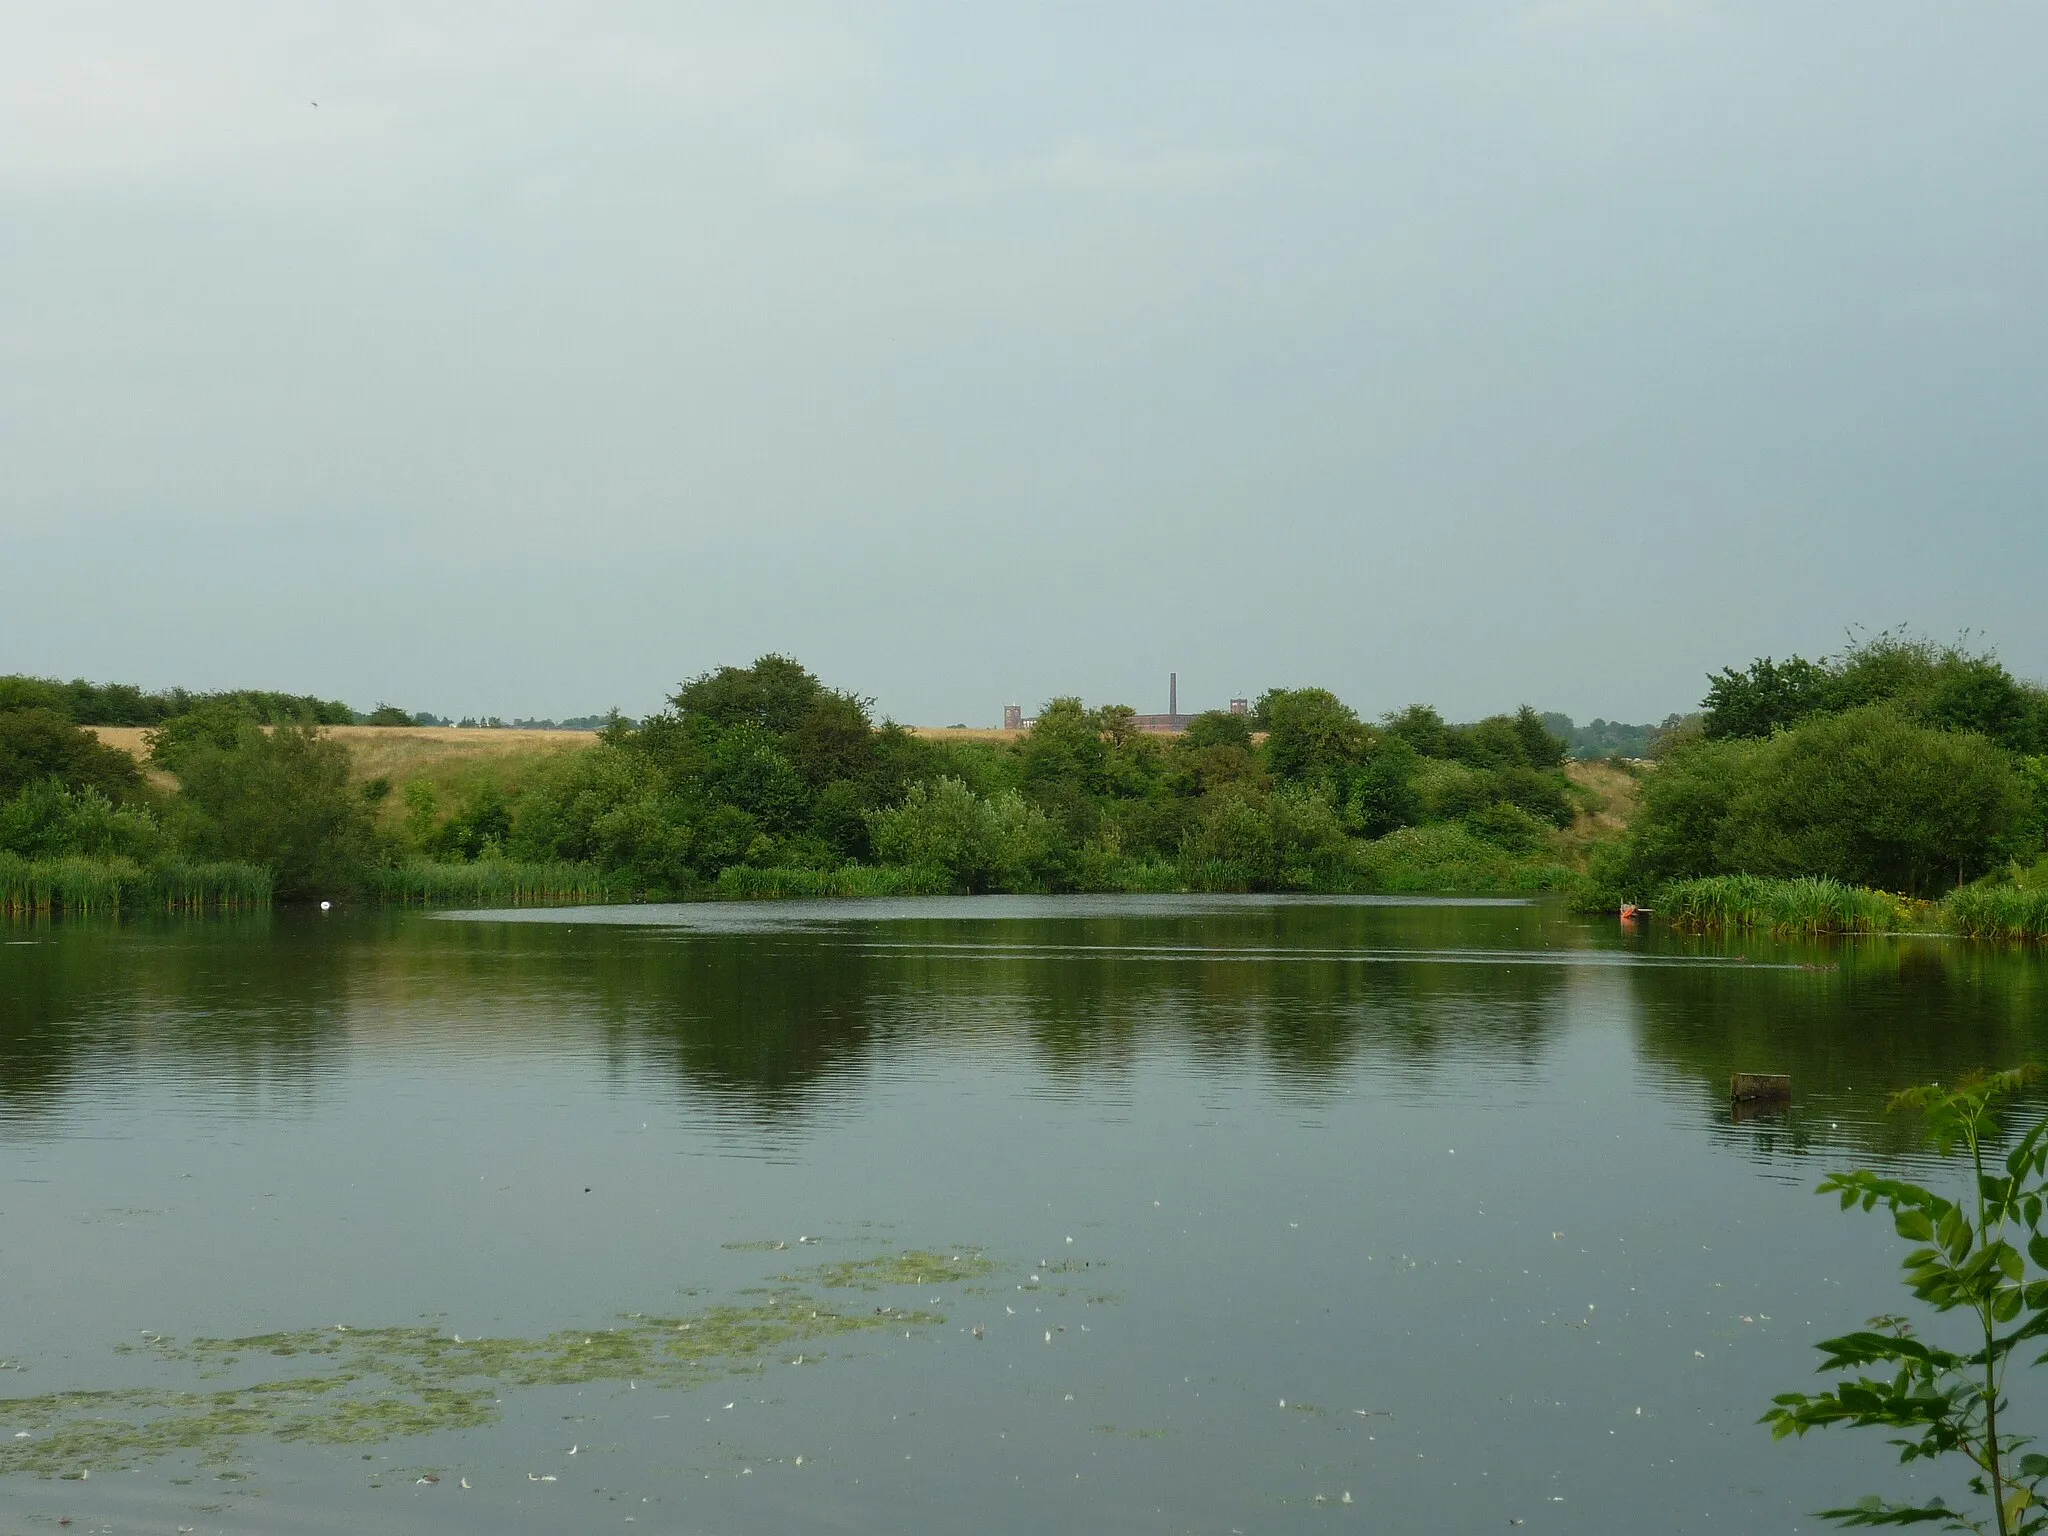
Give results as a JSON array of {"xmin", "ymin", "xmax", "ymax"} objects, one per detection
[
  {"xmin": 0, "ymin": 781, "xmax": 162, "ymax": 861},
  {"xmin": 1718, "ymin": 707, "xmax": 2026, "ymax": 895},
  {"xmin": 866, "ymin": 777, "xmax": 1060, "ymax": 891},
  {"xmin": 1353, "ymin": 822, "xmax": 1575, "ymax": 893},
  {"xmin": 1180, "ymin": 784, "xmax": 1349, "ymax": 891},
  {"xmin": 1464, "ymin": 801, "xmax": 1552, "ymax": 853},
  {"xmin": 0, "ymin": 709, "xmax": 143, "ymax": 800},
  {"xmin": 168, "ymin": 724, "xmax": 377, "ymax": 899},
  {"xmin": 1616, "ymin": 707, "xmax": 2030, "ymax": 898}
]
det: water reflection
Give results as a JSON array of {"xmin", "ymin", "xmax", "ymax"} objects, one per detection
[
  {"xmin": 10, "ymin": 895, "xmax": 2048, "ymax": 1534},
  {"xmin": 1623, "ymin": 929, "xmax": 2048, "ymax": 1167},
  {"xmin": 6, "ymin": 898, "xmax": 2047, "ymax": 1168}
]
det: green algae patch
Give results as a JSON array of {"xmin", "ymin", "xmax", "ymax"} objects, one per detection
[
  {"xmin": 805, "ymin": 1249, "xmax": 992, "ymax": 1290},
  {"xmin": 0, "ymin": 1248, "xmax": 982, "ymax": 1480}
]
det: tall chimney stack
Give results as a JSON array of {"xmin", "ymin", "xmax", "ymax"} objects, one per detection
[{"xmin": 1170, "ymin": 672, "xmax": 1178, "ymax": 720}]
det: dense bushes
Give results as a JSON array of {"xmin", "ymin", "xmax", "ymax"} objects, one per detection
[
  {"xmin": 468, "ymin": 659, "xmax": 1589, "ymax": 899},
  {"xmin": 1703, "ymin": 633, "xmax": 2048, "ymax": 752},
  {"xmin": 0, "ymin": 709, "xmax": 143, "ymax": 800},
  {"xmin": 157, "ymin": 724, "xmax": 378, "ymax": 900},
  {"xmin": 1605, "ymin": 705, "xmax": 2036, "ymax": 898},
  {"xmin": 0, "ymin": 654, "xmax": 1598, "ymax": 907},
  {"xmin": 0, "ymin": 674, "xmax": 356, "ymax": 728}
]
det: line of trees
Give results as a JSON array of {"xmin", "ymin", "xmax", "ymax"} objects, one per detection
[
  {"xmin": 0, "ymin": 676, "xmax": 359, "ymax": 729},
  {"xmin": 24, "ymin": 634, "xmax": 2036, "ymax": 907},
  {"xmin": 466, "ymin": 659, "xmax": 1581, "ymax": 895},
  {"xmin": 0, "ymin": 656, "xmax": 1591, "ymax": 900}
]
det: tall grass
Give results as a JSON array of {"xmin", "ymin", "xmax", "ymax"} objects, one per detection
[
  {"xmin": 712, "ymin": 865, "xmax": 953, "ymax": 900},
  {"xmin": 140, "ymin": 861, "xmax": 273, "ymax": 911},
  {"xmin": 363, "ymin": 859, "xmax": 618, "ymax": 906},
  {"xmin": 1658, "ymin": 875, "xmax": 1926, "ymax": 935},
  {"xmin": 0, "ymin": 855, "xmax": 272, "ymax": 915},
  {"xmin": 1943, "ymin": 885, "xmax": 2048, "ymax": 942}
]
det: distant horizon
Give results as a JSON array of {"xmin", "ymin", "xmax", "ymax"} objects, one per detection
[{"xmin": 14, "ymin": 661, "xmax": 1697, "ymax": 735}]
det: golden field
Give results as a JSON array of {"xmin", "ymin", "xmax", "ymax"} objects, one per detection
[{"xmin": 89, "ymin": 725, "xmax": 600, "ymax": 829}]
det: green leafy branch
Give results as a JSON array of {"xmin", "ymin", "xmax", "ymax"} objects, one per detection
[{"xmin": 1766, "ymin": 1067, "xmax": 2048, "ymax": 1534}]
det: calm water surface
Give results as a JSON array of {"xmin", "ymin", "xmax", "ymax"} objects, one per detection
[{"xmin": 5, "ymin": 894, "xmax": 2048, "ymax": 1534}]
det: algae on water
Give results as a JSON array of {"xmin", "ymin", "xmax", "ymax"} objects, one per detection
[{"xmin": 0, "ymin": 1248, "xmax": 987, "ymax": 1480}]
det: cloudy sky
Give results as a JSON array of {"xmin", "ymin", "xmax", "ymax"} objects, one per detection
[{"xmin": 3, "ymin": 2, "xmax": 2043, "ymax": 726}]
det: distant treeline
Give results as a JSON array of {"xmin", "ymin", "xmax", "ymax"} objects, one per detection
[
  {"xmin": 15, "ymin": 633, "xmax": 2048, "ymax": 919},
  {"xmin": 1, "ymin": 656, "xmax": 1601, "ymax": 905},
  {"xmin": 1538, "ymin": 714, "xmax": 1677, "ymax": 761},
  {"xmin": 0, "ymin": 676, "xmax": 357, "ymax": 728},
  {"xmin": 0, "ymin": 675, "xmax": 613, "ymax": 732}
]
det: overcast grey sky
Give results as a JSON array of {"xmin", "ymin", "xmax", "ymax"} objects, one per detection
[{"xmin": 3, "ymin": 2, "xmax": 2043, "ymax": 726}]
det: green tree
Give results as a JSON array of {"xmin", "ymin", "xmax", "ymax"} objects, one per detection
[
  {"xmin": 672, "ymin": 655, "xmax": 828, "ymax": 736},
  {"xmin": 1345, "ymin": 735, "xmax": 1422, "ymax": 837},
  {"xmin": 0, "ymin": 708, "xmax": 144, "ymax": 800},
  {"xmin": 1719, "ymin": 707, "xmax": 2026, "ymax": 894},
  {"xmin": 1018, "ymin": 698, "xmax": 1108, "ymax": 792},
  {"xmin": 1257, "ymin": 688, "xmax": 1367, "ymax": 782},
  {"xmin": 169, "ymin": 725, "xmax": 376, "ymax": 899},
  {"xmin": 1382, "ymin": 703, "xmax": 1456, "ymax": 759},
  {"xmin": 1181, "ymin": 710, "xmax": 1254, "ymax": 753},
  {"xmin": 867, "ymin": 777, "xmax": 1058, "ymax": 892},
  {"xmin": 1704, "ymin": 655, "xmax": 1836, "ymax": 739},
  {"xmin": 1617, "ymin": 709, "xmax": 2030, "ymax": 896},
  {"xmin": 427, "ymin": 781, "xmax": 515, "ymax": 861},
  {"xmin": 1183, "ymin": 783, "xmax": 1349, "ymax": 890}
]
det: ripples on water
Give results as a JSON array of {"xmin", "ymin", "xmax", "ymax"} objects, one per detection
[{"xmin": 4, "ymin": 894, "xmax": 2047, "ymax": 1532}]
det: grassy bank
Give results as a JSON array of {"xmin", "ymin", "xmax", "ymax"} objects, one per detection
[
  {"xmin": 1651, "ymin": 874, "xmax": 2048, "ymax": 941},
  {"xmin": 1944, "ymin": 884, "xmax": 2048, "ymax": 942},
  {"xmin": 0, "ymin": 855, "xmax": 272, "ymax": 916},
  {"xmin": 1656, "ymin": 875, "xmax": 1928, "ymax": 936}
]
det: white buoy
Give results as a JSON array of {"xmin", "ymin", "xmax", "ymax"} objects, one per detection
[{"xmin": 320, "ymin": 900, "xmax": 331, "ymax": 911}]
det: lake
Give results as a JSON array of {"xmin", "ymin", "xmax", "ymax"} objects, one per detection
[{"xmin": 5, "ymin": 894, "xmax": 2046, "ymax": 1533}]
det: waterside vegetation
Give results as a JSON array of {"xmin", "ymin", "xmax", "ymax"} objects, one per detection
[
  {"xmin": 1591, "ymin": 634, "xmax": 2048, "ymax": 938},
  {"xmin": 8, "ymin": 632, "xmax": 2048, "ymax": 929},
  {"xmin": 3, "ymin": 657, "xmax": 1608, "ymax": 911},
  {"xmin": 1768, "ymin": 1068, "xmax": 2048, "ymax": 1534}
]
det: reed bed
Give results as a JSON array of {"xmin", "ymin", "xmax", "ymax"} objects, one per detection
[
  {"xmin": 138, "ymin": 861, "xmax": 273, "ymax": 911},
  {"xmin": 1077, "ymin": 857, "xmax": 1188, "ymax": 894},
  {"xmin": 0, "ymin": 855, "xmax": 272, "ymax": 916},
  {"xmin": 363, "ymin": 859, "xmax": 618, "ymax": 907},
  {"xmin": 711, "ymin": 865, "xmax": 953, "ymax": 900},
  {"xmin": 1658, "ymin": 875, "xmax": 1926, "ymax": 935},
  {"xmin": 1943, "ymin": 885, "xmax": 2048, "ymax": 942}
]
